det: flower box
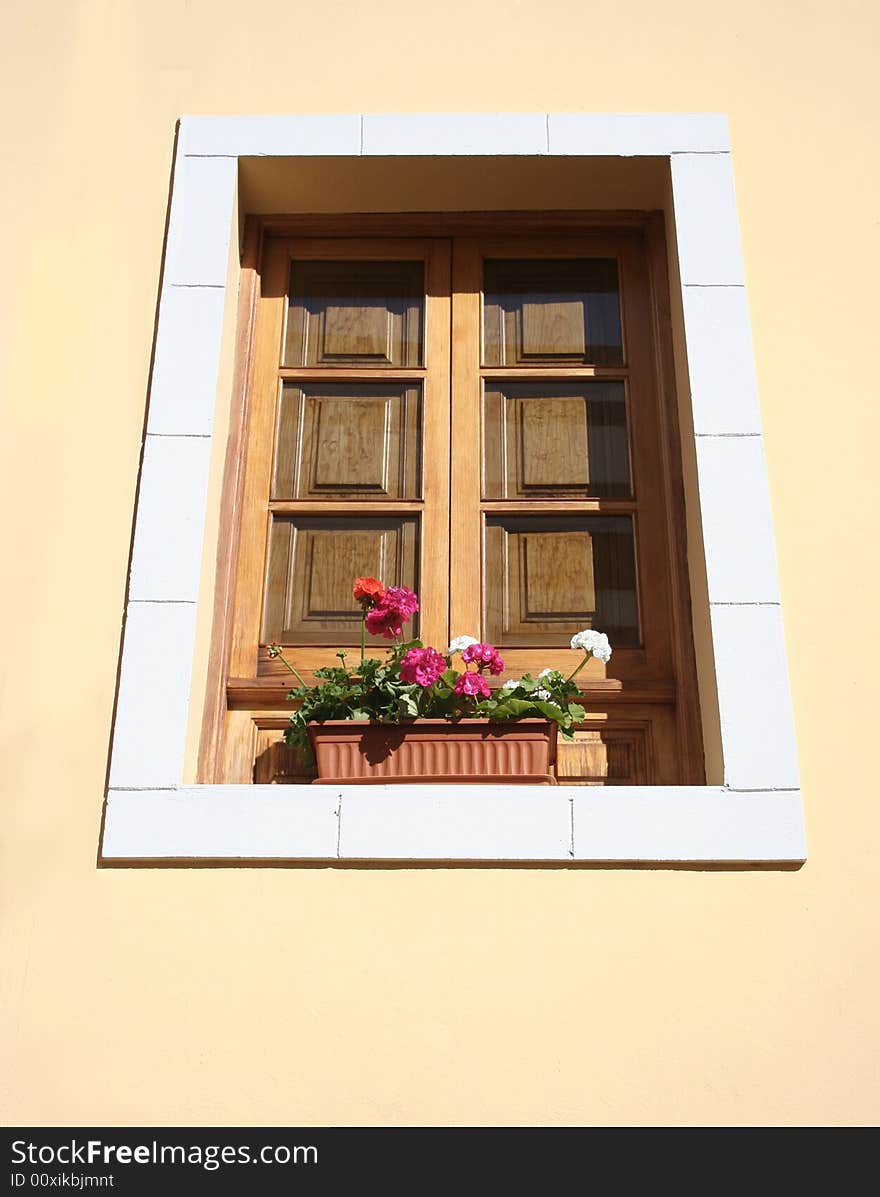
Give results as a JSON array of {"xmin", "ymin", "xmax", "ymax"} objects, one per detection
[
  {"xmin": 269, "ymin": 574, "xmax": 612, "ymax": 787},
  {"xmin": 308, "ymin": 719, "xmax": 558, "ymax": 785}
]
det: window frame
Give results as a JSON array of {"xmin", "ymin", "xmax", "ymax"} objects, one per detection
[
  {"xmin": 101, "ymin": 113, "xmax": 805, "ymax": 864},
  {"xmin": 208, "ymin": 217, "xmax": 705, "ymax": 787}
]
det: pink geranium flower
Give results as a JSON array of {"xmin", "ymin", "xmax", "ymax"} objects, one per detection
[
  {"xmin": 400, "ymin": 647, "xmax": 446, "ymax": 688},
  {"xmin": 365, "ymin": 585, "xmax": 420, "ymax": 639},
  {"xmin": 382, "ymin": 586, "xmax": 419, "ymax": 619},
  {"xmin": 461, "ymin": 642, "xmax": 505, "ymax": 675},
  {"xmin": 454, "ymin": 672, "xmax": 491, "ymax": 699}
]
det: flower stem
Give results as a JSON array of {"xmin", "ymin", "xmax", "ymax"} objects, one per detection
[
  {"xmin": 565, "ymin": 651, "xmax": 590, "ymax": 685},
  {"xmin": 360, "ymin": 610, "xmax": 366, "ymax": 669},
  {"xmin": 271, "ymin": 649, "xmax": 309, "ymax": 688}
]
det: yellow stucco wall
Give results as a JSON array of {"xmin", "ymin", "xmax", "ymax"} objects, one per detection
[{"xmin": 2, "ymin": 0, "xmax": 878, "ymax": 1126}]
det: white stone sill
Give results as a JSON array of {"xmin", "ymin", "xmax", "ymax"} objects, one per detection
[{"xmin": 101, "ymin": 785, "xmax": 806, "ymax": 864}]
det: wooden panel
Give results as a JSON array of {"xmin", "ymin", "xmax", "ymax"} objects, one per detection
[
  {"xmin": 483, "ymin": 258, "xmax": 623, "ymax": 366},
  {"xmin": 223, "ymin": 717, "xmax": 317, "ymax": 786},
  {"xmin": 482, "ymin": 381, "xmax": 631, "ymax": 498},
  {"xmin": 219, "ymin": 709, "xmax": 260, "ymax": 785},
  {"xmin": 521, "ymin": 296, "xmax": 586, "ymax": 357},
  {"xmin": 323, "ymin": 302, "xmax": 388, "ymax": 358},
  {"xmin": 253, "ymin": 725, "xmax": 316, "ymax": 784},
  {"xmin": 556, "ymin": 725, "xmax": 651, "ymax": 785},
  {"xmin": 263, "ymin": 515, "xmax": 419, "ymax": 645},
  {"xmin": 524, "ymin": 529, "xmax": 595, "ymax": 617},
  {"xmin": 285, "ymin": 260, "xmax": 424, "ymax": 367},
  {"xmin": 484, "ymin": 515, "xmax": 639, "ymax": 647},
  {"xmin": 520, "ymin": 397, "xmax": 589, "ymax": 487},
  {"xmin": 273, "ymin": 383, "xmax": 422, "ymax": 500}
]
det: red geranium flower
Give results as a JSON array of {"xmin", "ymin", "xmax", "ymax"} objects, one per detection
[{"xmin": 353, "ymin": 576, "xmax": 386, "ymax": 608}]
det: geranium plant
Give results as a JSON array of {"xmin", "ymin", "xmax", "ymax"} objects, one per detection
[{"xmin": 268, "ymin": 577, "xmax": 612, "ymax": 757}]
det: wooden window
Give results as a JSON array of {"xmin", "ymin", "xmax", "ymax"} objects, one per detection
[{"xmin": 200, "ymin": 215, "xmax": 704, "ymax": 787}]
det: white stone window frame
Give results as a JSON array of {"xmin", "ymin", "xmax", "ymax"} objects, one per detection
[{"xmin": 101, "ymin": 113, "xmax": 805, "ymax": 865}]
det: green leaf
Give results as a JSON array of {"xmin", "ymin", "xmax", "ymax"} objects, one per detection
[
  {"xmin": 532, "ymin": 700, "xmax": 565, "ymax": 725},
  {"xmin": 395, "ymin": 638, "xmax": 423, "ymax": 655},
  {"xmin": 498, "ymin": 698, "xmax": 538, "ymax": 717}
]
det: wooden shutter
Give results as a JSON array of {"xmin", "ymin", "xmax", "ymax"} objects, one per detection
[
  {"xmin": 451, "ymin": 231, "xmax": 703, "ymax": 784},
  {"xmin": 199, "ymin": 215, "xmax": 704, "ymax": 786}
]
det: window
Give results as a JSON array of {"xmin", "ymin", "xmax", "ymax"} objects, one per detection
[
  {"xmin": 103, "ymin": 114, "xmax": 803, "ymax": 864},
  {"xmin": 201, "ymin": 216, "xmax": 704, "ymax": 787}
]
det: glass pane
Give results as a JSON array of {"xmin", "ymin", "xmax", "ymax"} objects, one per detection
[
  {"xmin": 482, "ymin": 381, "xmax": 630, "ymax": 499},
  {"xmin": 483, "ymin": 258, "xmax": 623, "ymax": 366},
  {"xmin": 284, "ymin": 260, "xmax": 424, "ymax": 367},
  {"xmin": 274, "ymin": 382, "xmax": 422, "ymax": 500},
  {"xmin": 263, "ymin": 516, "xmax": 419, "ymax": 646},
  {"xmin": 484, "ymin": 515, "xmax": 639, "ymax": 647}
]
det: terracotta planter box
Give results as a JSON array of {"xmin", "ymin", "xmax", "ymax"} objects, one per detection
[{"xmin": 307, "ymin": 719, "xmax": 558, "ymax": 784}]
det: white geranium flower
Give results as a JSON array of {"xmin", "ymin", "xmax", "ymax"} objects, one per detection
[
  {"xmin": 537, "ymin": 668, "xmax": 554, "ymax": 679},
  {"xmin": 570, "ymin": 628, "xmax": 613, "ymax": 663},
  {"xmin": 447, "ymin": 634, "xmax": 479, "ymax": 655},
  {"xmin": 501, "ymin": 678, "xmax": 519, "ymax": 691},
  {"xmin": 534, "ymin": 688, "xmax": 552, "ymax": 701}
]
